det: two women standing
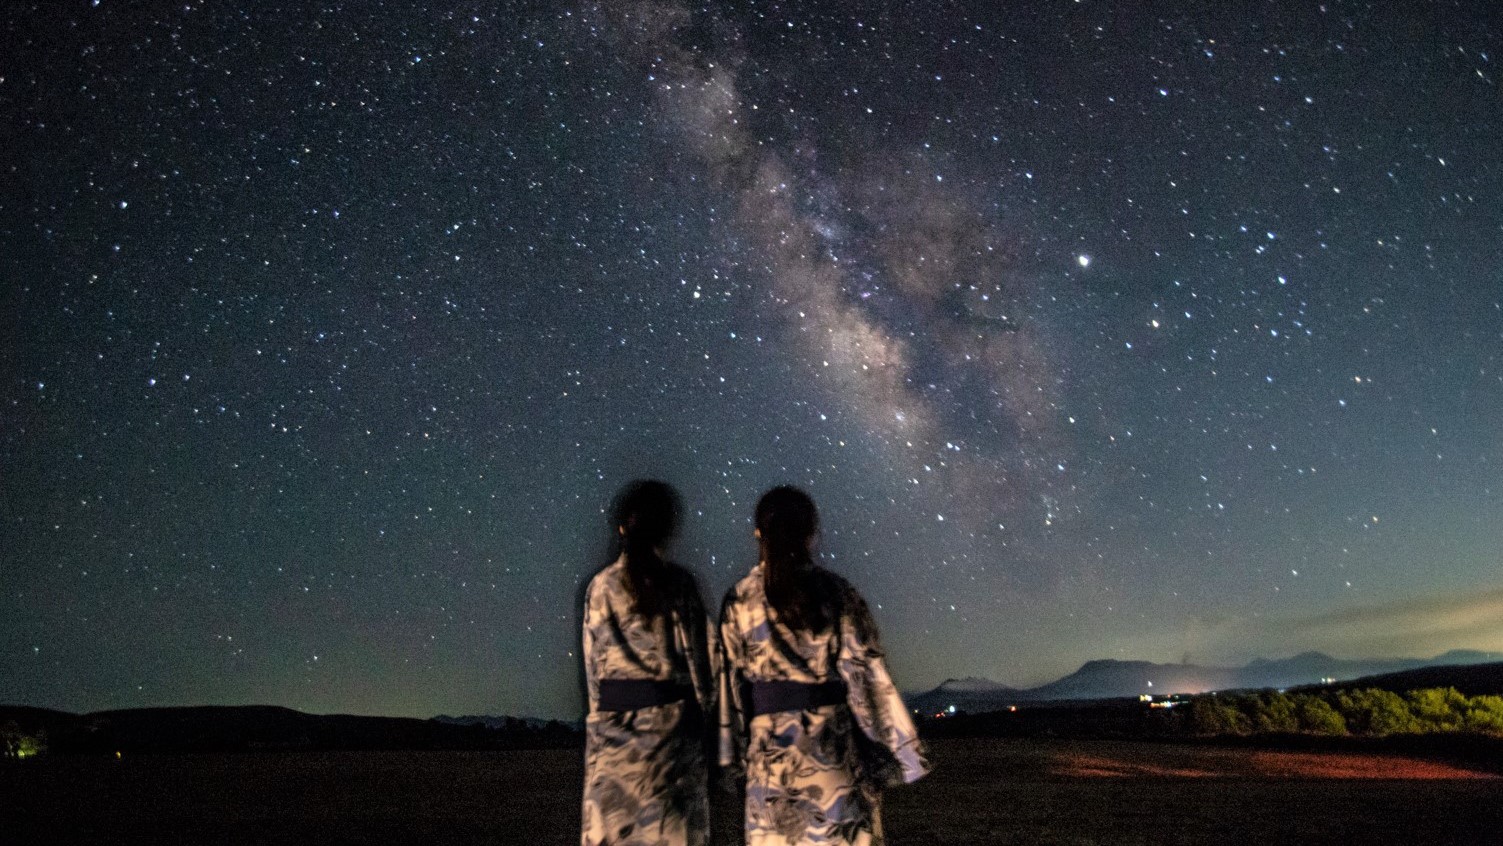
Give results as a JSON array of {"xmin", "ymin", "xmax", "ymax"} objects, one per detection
[{"xmin": 580, "ymin": 482, "xmax": 929, "ymax": 846}]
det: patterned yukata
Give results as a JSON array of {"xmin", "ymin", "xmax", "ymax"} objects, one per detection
[
  {"xmin": 719, "ymin": 564, "xmax": 930, "ymax": 846},
  {"xmin": 581, "ymin": 556, "xmax": 716, "ymax": 846}
]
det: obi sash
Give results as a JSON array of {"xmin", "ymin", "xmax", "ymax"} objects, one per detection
[
  {"xmin": 748, "ymin": 679, "xmax": 849, "ymax": 717},
  {"xmin": 597, "ymin": 678, "xmax": 694, "ymax": 712}
]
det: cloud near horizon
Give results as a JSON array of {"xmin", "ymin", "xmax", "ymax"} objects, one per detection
[{"xmin": 1197, "ymin": 587, "xmax": 1503, "ymax": 662}]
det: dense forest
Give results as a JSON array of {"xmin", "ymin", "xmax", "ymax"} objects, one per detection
[{"xmin": 1188, "ymin": 687, "xmax": 1503, "ymax": 737}]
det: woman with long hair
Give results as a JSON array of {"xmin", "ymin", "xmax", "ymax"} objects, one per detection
[
  {"xmin": 581, "ymin": 480, "xmax": 715, "ymax": 846},
  {"xmin": 719, "ymin": 486, "xmax": 929, "ymax": 846}
]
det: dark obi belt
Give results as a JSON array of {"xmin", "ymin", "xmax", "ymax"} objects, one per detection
[
  {"xmin": 596, "ymin": 678, "xmax": 694, "ymax": 712},
  {"xmin": 748, "ymin": 679, "xmax": 848, "ymax": 717}
]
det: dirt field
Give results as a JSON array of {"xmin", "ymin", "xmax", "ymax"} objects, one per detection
[{"xmin": 3, "ymin": 737, "xmax": 1498, "ymax": 844}]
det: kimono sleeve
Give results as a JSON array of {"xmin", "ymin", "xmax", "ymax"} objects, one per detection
[
  {"xmin": 581, "ymin": 576, "xmax": 601, "ymax": 713},
  {"xmin": 673, "ymin": 573, "xmax": 718, "ymax": 717},
  {"xmin": 716, "ymin": 591, "xmax": 749, "ymax": 774},
  {"xmin": 836, "ymin": 586, "xmax": 931, "ymax": 786}
]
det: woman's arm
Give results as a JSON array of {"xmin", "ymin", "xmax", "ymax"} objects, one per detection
[
  {"xmin": 836, "ymin": 586, "xmax": 931, "ymax": 786},
  {"xmin": 676, "ymin": 573, "xmax": 718, "ymax": 716},
  {"xmin": 717, "ymin": 591, "xmax": 748, "ymax": 774},
  {"xmin": 581, "ymin": 577, "xmax": 600, "ymax": 714}
]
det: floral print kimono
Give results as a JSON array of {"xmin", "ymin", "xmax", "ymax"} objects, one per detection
[
  {"xmin": 719, "ymin": 564, "xmax": 930, "ymax": 846},
  {"xmin": 581, "ymin": 556, "xmax": 716, "ymax": 846}
]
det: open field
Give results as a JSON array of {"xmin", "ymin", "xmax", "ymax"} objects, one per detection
[{"xmin": 3, "ymin": 737, "xmax": 1498, "ymax": 845}]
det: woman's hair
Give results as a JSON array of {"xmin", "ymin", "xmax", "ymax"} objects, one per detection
[
  {"xmin": 755, "ymin": 485, "xmax": 835, "ymax": 632},
  {"xmin": 612, "ymin": 479, "xmax": 681, "ymax": 618}
]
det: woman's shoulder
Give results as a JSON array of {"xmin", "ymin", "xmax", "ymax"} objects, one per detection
[
  {"xmin": 715, "ymin": 565, "xmax": 759, "ymax": 614},
  {"xmin": 725, "ymin": 564, "xmax": 764, "ymax": 597},
  {"xmin": 812, "ymin": 567, "xmax": 876, "ymax": 626},
  {"xmin": 584, "ymin": 556, "xmax": 627, "ymax": 595},
  {"xmin": 659, "ymin": 560, "xmax": 707, "ymax": 601},
  {"xmin": 812, "ymin": 566, "xmax": 861, "ymax": 599}
]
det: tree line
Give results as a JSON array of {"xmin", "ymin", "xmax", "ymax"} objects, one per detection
[{"xmin": 1188, "ymin": 687, "xmax": 1503, "ymax": 737}]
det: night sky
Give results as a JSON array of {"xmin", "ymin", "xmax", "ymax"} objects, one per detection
[{"xmin": 4, "ymin": 1, "xmax": 1500, "ymax": 719}]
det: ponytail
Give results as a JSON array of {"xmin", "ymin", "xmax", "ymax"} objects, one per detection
[
  {"xmin": 612, "ymin": 480, "xmax": 681, "ymax": 619},
  {"xmin": 756, "ymin": 486, "xmax": 834, "ymax": 632}
]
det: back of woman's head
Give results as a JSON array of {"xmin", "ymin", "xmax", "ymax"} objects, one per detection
[
  {"xmin": 755, "ymin": 485, "xmax": 835, "ymax": 632},
  {"xmin": 612, "ymin": 479, "xmax": 681, "ymax": 618}
]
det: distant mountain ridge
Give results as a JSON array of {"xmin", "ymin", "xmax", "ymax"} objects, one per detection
[
  {"xmin": 0, "ymin": 705, "xmax": 581, "ymax": 754},
  {"xmin": 909, "ymin": 650, "xmax": 1503, "ymax": 715}
]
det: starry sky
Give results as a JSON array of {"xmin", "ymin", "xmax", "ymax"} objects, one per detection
[{"xmin": 3, "ymin": 1, "xmax": 1501, "ymax": 719}]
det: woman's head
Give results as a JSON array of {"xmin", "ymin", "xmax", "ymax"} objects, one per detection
[
  {"xmin": 755, "ymin": 485, "xmax": 833, "ymax": 632},
  {"xmin": 611, "ymin": 480, "xmax": 681, "ymax": 617},
  {"xmin": 755, "ymin": 485, "xmax": 818, "ymax": 559},
  {"xmin": 613, "ymin": 479, "xmax": 680, "ymax": 554}
]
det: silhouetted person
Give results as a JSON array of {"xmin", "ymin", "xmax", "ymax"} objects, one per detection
[
  {"xmin": 581, "ymin": 480, "xmax": 715, "ymax": 846},
  {"xmin": 719, "ymin": 486, "xmax": 929, "ymax": 846}
]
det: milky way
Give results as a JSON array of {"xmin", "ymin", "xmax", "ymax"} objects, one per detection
[
  {"xmin": 606, "ymin": 2, "xmax": 1095, "ymax": 608},
  {"xmin": 3, "ymin": 1, "xmax": 1500, "ymax": 717}
]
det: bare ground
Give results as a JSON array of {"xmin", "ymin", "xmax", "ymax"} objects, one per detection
[{"xmin": 2, "ymin": 738, "xmax": 1498, "ymax": 844}]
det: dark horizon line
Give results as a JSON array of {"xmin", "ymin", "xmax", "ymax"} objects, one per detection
[{"xmin": 8, "ymin": 646, "xmax": 1501, "ymax": 722}]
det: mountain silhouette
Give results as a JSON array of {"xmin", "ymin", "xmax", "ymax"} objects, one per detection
[{"xmin": 908, "ymin": 650, "xmax": 1503, "ymax": 715}]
